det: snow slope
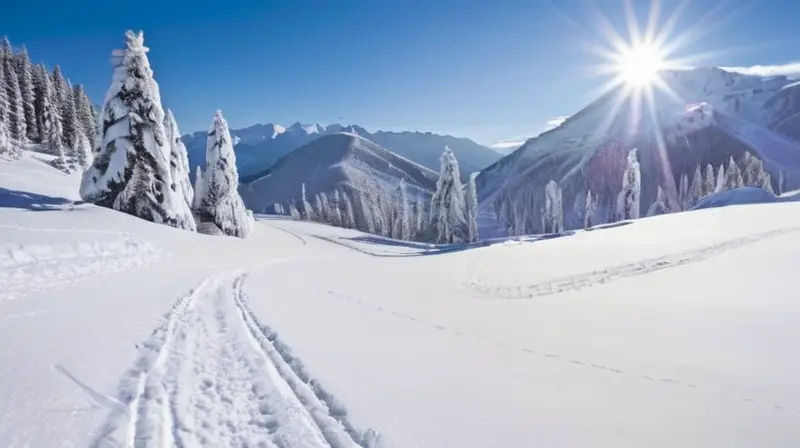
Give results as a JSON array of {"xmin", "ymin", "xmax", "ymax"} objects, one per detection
[
  {"xmin": 239, "ymin": 132, "xmax": 438, "ymax": 213},
  {"xmin": 2, "ymin": 151, "xmax": 800, "ymax": 447},
  {"xmin": 477, "ymin": 67, "xmax": 800, "ymax": 234}
]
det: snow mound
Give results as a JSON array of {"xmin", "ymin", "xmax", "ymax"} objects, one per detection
[
  {"xmin": 0, "ymin": 231, "xmax": 162, "ymax": 301},
  {"xmin": 693, "ymin": 187, "xmax": 777, "ymax": 210}
]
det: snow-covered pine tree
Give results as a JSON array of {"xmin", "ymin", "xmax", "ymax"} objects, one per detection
[
  {"xmin": 2, "ymin": 39, "xmax": 26, "ymax": 142},
  {"xmin": 51, "ymin": 66, "xmax": 76, "ymax": 148},
  {"xmin": 759, "ymin": 172, "xmax": 775, "ymax": 195},
  {"xmin": 429, "ymin": 146, "xmax": 467, "ymax": 243},
  {"xmin": 715, "ymin": 164, "xmax": 726, "ymax": 193},
  {"xmin": 465, "ymin": 172, "xmax": 479, "ymax": 242},
  {"xmin": 68, "ymin": 130, "xmax": 92, "ymax": 169},
  {"xmin": 38, "ymin": 69, "xmax": 66, "ymax": 167},
  {"xmin": 392, "ymin": 178, "xmax": 410, "ymax": 240},
  {"xmin": 313, "ymin": 193, "xmax": 325, "ymax": 223},
  {"xmin": 647, "ymin": 185, "xmax": 669, "ymax": 216},
  {"xmin": 15, "ymin": 46, "xmax": 36, "ymax": 142},
  {"xmin": 0, "ymin": 122, "xmax": 11, "ymax": 158},
  {"xmin": 164, "ymin": 109, "xmax": 194, "ymax": 207},
  {"xmin": 31, "ymin": 63, "xmax": 51, "ymax": 145},
  {"xmin": 703, "ymin": 164, "xmax": 715, "ymax": 197},
  {"xmin": 192, "ymin": 166, "xmax": 204, "ymax": 210},
  {"xmin": 724, "ymin": 156, "xmax": 743, "ymax": 190},
  {"xmin": 329, "ymin": 190, "xmax": 343, "ymax": 226},
  {"xmin": 193, "ymin": 109, "xmax": 252, "ymax": 237},
  {"xmin": 0, "ymin": 39, "xmax": 8, "ymax": 125},
  {"xmin": 689, "ymin": 165, "xmax": 703, "ymax": 206},
  {"xmin": 81, "ymin": 31, "xmax": 196, "ymax": 231},
  {"xmin": 72, "ymin": 84, "xmax": 96, "ymax": 145},
  {"xmin": 621, "ymin": 148, "xmax": 641, "ymax": 219},
  {"xmin": 301, "ymin": 182, "xmax": 313, "ymax": 221},
  {"xmin": 544, "ymin": 180, "xmax": 564, "ymax": 232},
  {"xmin": 289, "ymin": 202, "xmax": 301, "ymax": 220},
  {"xmin": 677, "ymin": 172, "xmax": 689, "ymax": 210},
  {"xmin": 414, "ymin": 197, "xmax": 426, "ymax": 240},
  {"xmin": 742, "ymin": 152, "xmax": 756, "ymax": 186},
  {"xmin": 341, "ymin": 190, "xmax": 356, "ymax": 229},
  {"xmin": 584, "ymin": 190, "xmax": 595, "ymax": 229}
]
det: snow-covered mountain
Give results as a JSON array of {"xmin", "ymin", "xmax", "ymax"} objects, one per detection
[
  {"xmin": 477, "ymin": 67, "xmax": 800, "ymax": 234},
  {"xmin": 182, "ymin": 122, "xmax": 499, "ymax": 181},
  {"xmin": 239, "ymin": 132, "xmax": 438, "ymax": 213}
]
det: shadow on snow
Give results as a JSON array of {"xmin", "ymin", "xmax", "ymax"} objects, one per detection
[{"xmin": 0, "ymin": 187, "xmax": 81, "ymax": 212}]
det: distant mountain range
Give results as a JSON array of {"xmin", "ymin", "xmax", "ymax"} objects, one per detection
[
  {"xmin": 182, "ymin": 122, "xmax": 500, "ymax": 181},
  {"xmin": 477, "ymin": 67, "xmax": 800, "ymax": 234},
  {"xmin": 239, "ymin": 132, "xmax": 438, "ymax": 213}
]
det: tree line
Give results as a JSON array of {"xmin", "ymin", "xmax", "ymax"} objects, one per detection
[
  {"xmin": 286, "ymin": 146, "xmax": 480, "ymax": 245},
  {"xmin": 0, "ymin": 37, "xmax": 95, "ymax": 170}
]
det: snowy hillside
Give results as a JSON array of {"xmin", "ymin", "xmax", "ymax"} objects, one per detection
[
  {"xmin": 182, "ymin": 122, "xmax": 499, "ymax": 181},
  {"xmin": 477, "ymin": 67, "xmax": 800, "ymax": 234},
  {"xmin": 2, "ymin": 150, "xmax": 800, "ymax": 447},
  {"xmin": 239, "ymin": 132, "xmax": 438, "ymax": 213}
]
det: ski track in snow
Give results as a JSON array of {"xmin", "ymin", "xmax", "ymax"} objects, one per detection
[
  {"xmin": 258, "ymin": 221, "xmax": 308, "ymax": 246},
  {"xmin": 325, "ymin": 290, "xmax": 795, "ymax": 416},
  {"xmin": 468, "ymin": 226, "xmax": 800, "ymax": 300},
  {"xmin": 0, "ymin": 237, "xmax": 163, "ymax": 301},
  {"xmin": 93, "ymin": 271, "xmax": 379, "ymax": 448}
]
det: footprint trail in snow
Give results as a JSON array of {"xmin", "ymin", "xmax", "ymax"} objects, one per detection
[{"xmin": 93, "ymin": 272, "xmax": 369, "ymax": 448}]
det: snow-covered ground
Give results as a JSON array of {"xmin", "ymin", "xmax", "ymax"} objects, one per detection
[{"xmin": 2, "ymin": 152, "xmax": 799, "ymax": 447}]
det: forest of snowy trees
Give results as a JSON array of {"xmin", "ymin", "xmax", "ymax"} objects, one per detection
[
  {"xmin": 0, "ymin": 37, "xmax": 95, "ymax": 169},
  {"xmin": 289, "ymin": 146, "xmax": 480, "ymax": 244},
  {"xmin": 495, "ymin": 147, "xmax": 777, "ymax": 236}
]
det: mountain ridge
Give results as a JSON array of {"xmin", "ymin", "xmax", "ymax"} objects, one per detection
[{"xmin": 182, "ymin": 122, "xmax": 499, "ymax": 181}]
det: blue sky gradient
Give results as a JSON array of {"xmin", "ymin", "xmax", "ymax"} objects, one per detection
[{"xmin": 1, "ymin": 0, "xmax": 798, "ymax": 145}]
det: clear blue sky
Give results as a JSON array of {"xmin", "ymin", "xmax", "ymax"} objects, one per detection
[{"xmin": 1, "ymin": 0, "xmax": 797, "ymax": 145}]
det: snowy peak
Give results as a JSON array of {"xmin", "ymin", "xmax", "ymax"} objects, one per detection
[
  {"xmin": 182, "ymin": 122, "xmax": 499, "ymax": 181},
  {"xmin": 476, "ymin": 66, "xmax": 800, "ymax": 236},
  {"xmin": 239, "ymin": 133, "xmax": 438, "ymax": 214}
]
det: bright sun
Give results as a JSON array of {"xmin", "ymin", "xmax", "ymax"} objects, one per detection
[{"xmin": 618, "ymin": 43, "xmax": 665, "ymax": 87}]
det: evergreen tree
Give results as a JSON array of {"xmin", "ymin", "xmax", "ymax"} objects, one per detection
[
  {"xmin": 313, "ymin": 193, "xmax": 325, "ymax": 222},
  {"xmin": 164, "ymin": 109, "xmax": 194, "ymax": 207},
  {"xmin": 51, "ymin": 66, "xmax": 76, "ymax": 148},
  {"xmin": 68, "ymin": 129, "xmax": 92, "ymax": 170},
  {"xmin": 0, "ymin": 122, "xmax": 11, "ymax": 158},
  {"xmin": 289, "ymin": 202, "xmax": 301, "ymax": 220},
  {"xmin": 31, "ymin": 63, "xmax": 51, "ymax": 144},
  {"xmin": 192, "ymin": 166, "xmax": 204, "ymax": 211},
  {"xmin": 678, "ymin": 172, "xmax": 689, "ymax": 210},
  {"xmin": 621, "ymin": 148, "xmax": 641, "ymax": 219},
  {"xmin": 429, "ymin": 146, "xmax": 467, "ymax": 243},
  {"xmin": 414, "ymin": 197, "xmax": 426, "ymax": 240},
  {"xmin": 647, "ymin": 185, "xmax": 669, "ymax": 216},
  {"xmin": 301, "ymin": 182, "xmax": 313, "ymax": 221},
  {"xmin": 703, "ymin": 164, "xmax": 715, "ymax": 197},
  {"xmin": 15, "ymin": 46, "xmax": 36, "ymax": 142},
  {"xmin": 544, "ymin": 180, "xmax": 564, "ymax": 232},
  {"xmin": 689, "ymin": 165, "xmax": 703, "ymax": 206},
  {"xmin": 715, "ymin": 164, "xmax": 726, "ymax": 193},
  {"xmin": 37, "ymin": 68, "xmax": 66, "ymax": 167},
  {"xmin": 329, "ymin": 190, "xmax": 343, "ymax": 226},
  {"xmin": 2, "ymin": 39, "xmax": 26, "ymax": 141},
  {"xmin": 584, "ymin": 190, "xmax": 595, "ymax": 229},
  {"xmin": 0, "ymin": 38, "xmax": 8, "ymax": 124},
  {"xmin": 724, "ymin": 156, "xmax": 744, "ymax": 190},
  {"xmin": 465, "ymin": 172, "xmax": 479, "ymax": 242},
  {"xmin": 392, "ymin": 178, "xmax": 410, "ymax": 240},
  {"xmin": 193, "ymin": 110, "xmax": 252, "ymax": 237},
  {"xmin": 81, "ymin": 31, "xmax": 196, "ymax": 231},
  {"xmin": 72, "ymin": 84, "xmax": 96, "ymax": 148},
  {"xmin": 341, "ymin": 190, "xmax": 356, "ymax": 229}
]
